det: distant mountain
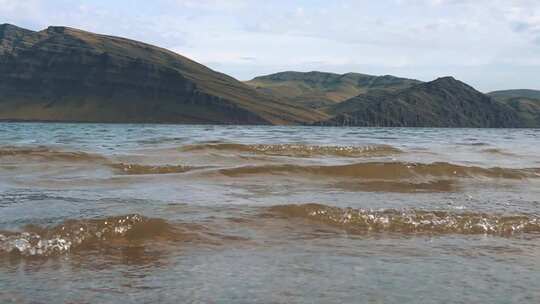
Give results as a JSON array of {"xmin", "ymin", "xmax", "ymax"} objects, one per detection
[
  {"xmin": 317, "ymin": 77, "xmax": 527, "ymax": 128},
  {"xmin": 488, "ymin": 89, "xmax": 540, "ymax": 101},
  {"xmin": 245, "ymin": 71, "xmax": 421, "ymax": 108},
  {"xmin": 488, "ymin": 90, "xmax": 540, "ymax": 127},
  {"xmin": 1, "ymin": 24, "xmax": 537, "ymax": 128},
  {"xmin": 0, "ymin": 24, "xmax": 326, "ymax": 124}
]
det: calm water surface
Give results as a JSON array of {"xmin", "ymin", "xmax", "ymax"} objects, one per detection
[{"xmin": 0, "ymin": 123, "xmax": 539, "ymax": 303}]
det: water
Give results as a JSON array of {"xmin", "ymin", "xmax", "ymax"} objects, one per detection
[{"xmin": 0, "ymin": 123, "xmax": 539, "ymax": 303}]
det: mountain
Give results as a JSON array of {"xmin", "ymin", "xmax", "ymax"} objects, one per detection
[
  {"xmin": 317, "ymin": 77, "xmax": 526, "ymax": 128},
  {"xmin": 488, "ymin": 90, "xmax": 540, "ymax": 127},
  {"xmin": 245, "ymin": 71, "xmax": 421, "ymax": 108},
  {"xmin": 488, "ymin": 89, "xmax": 540, "ymax": 101},
  {"xmin": 0, "ymin": 24, "xmax": 326, "ymax": 124},
  {"xmin": 1, "ymin": 24, "xmax": 536, "ymax": 128}
]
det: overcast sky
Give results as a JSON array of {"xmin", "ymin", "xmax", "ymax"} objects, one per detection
[{"xmin": 1, "ymin": 0, "xmax": 539, "ymax": 92}]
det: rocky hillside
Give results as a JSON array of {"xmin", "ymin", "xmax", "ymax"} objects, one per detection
[
  {"xmin": 317, "ymin": 77, "xmax": 527, "ymax": 128},
  {"xmin": 246, "ymin": 71, "xmax": 421, "ymax": 108},
  {"xmin": 0, "ymin": 24, "xmax": 326, "ymax": 124},
  {"xmin": 488, "ymin": 90, "xmax": 540, "ymax": 127}
]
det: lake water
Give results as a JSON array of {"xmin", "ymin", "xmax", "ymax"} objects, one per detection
[{"xmin": 0, "ymin": 123, "xmax": 539, "ymax": 303}]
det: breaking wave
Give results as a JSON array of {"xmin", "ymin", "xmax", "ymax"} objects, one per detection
[
  {"xmin": 181, "ymin": 143, "xmax": 402, "ymax": 157},
  {"xmin": 0, "ymin": 215, "xmax": 185, "ymax": 257},
  {"xmin": 268, "ymin": 204, "xmax": 540, "ymax": 235}
]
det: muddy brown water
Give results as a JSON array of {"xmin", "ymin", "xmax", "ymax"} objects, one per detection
[{"xmin": 0, "ymin": 124, "xmax": 539, "ymax": 303}]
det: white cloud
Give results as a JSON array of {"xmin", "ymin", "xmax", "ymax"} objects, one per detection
[
  {"xmin": 0, "ymin": 0, "xmax": 44, "ymax": 25},
  {"xmin": 168, "ymin": 0, "xmax": 248, "ymax": 10},
  {"xmin": 1, "ymin": 0, "xmax": 539, "ymax": 91}
]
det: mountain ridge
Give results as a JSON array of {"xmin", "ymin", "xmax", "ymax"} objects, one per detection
[
  {"xmin": 1, "ymin": 24, "xmax": 538, "ymax": 127},
  {"xmin": 0, "ymin": 24, "xmax": 326, "ymax": 124},
  {"xmin": 488, "ymin": 89, "xmax": 540, "ymax": 100},
  {"xmin": 488, "ymin": 89, "xmax": 540, "ymax": 127},
  {"xmin": 318, "ymin": 76, "xmax": 526, "ymax": 127},
  {"xmin": 245, "ymin": 71, "xmax": 421, "ymax": 108}
]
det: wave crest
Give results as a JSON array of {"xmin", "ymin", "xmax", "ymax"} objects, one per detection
[
  {"xmin": 219, "ymin": 162, "xmax": 539, "ymax": 180},
  {"xmin": 0, "ymin": 215, "xmax": 176, "ymax": 256},
  {"xmin": 268, "ymin": 204, "xmax": 540, "ymax": 235},
  {"xmin": 181, "ymin": 143, "xmax": 402, "ymax": 157},
  {"xmin": 110, "ymin": 163, "xmax": 196, "ymax": 175},
  {"xmin": 0, "ymin": 146, "xmax": 105, "ymax": 162}
]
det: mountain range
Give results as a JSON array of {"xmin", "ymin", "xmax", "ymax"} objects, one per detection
[
  {"xmin": 1, "ymin": 24, "xmax": 539, "ymax": 127},
  {"xmin": 0, "ymin": 24, "xmax": 325, "ymax": 124},
  {"xmin": 246, "ymin": 71, "xmax": 421, "ymax": 109},
  {"xmin": 487, "ymin": 90, "xmax": 540, "ymax": 127}
]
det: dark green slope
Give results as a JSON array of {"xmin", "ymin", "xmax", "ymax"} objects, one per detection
[
  {"xmin": 488, "ymin": 90, "xmax": 540, "ymax": 127},
  {"xmin": 318, "ymin": 77, "xmax": 526, "ymax": 128},
  {"xmin": 0, "ymin": 24, "xmax": 326, "ymax": 124},
  {"xmin": 246, "ymin": 71, "xmax": 421, "ymax": 108},
  {"xmin": 489, "ymin": 89, "xmax": 540, "ymax": 100}
]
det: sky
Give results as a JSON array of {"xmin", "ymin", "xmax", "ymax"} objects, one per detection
[{"xmin": 1, "ymin": 0, "xmax": 539, "ymax": 92}]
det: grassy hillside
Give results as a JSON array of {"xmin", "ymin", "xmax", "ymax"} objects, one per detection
[
  {"xmin": 1, "ymin": 23, "xmax": 537, "ymax": 128},
  {"xmin": 246, "ymin": 71, "xmax": 421, "ymax": 108},
  {"xmin": 488, "ymin": 89, "xmax": 540, "ymax": 101},
  {"xmin": 488, "ymin": 90, "xmax": 540, "ymax": 127},
  {"xmin": 0, "ymin": 24, "xmax": 326, "ymax": 124}
]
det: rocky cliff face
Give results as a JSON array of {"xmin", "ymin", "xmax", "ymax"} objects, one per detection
[
  {"xmin": 0, "ymin": 24, "xmax": 325, "ymax": 124},
  {"xmin": 318, "ymin": 77, "xmax": 527, "ymax": 128}
]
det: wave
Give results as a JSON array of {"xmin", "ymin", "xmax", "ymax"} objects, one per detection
[
  {"xmin": 110, "ymin": 163, "xmax": 197, "ymax": 175},
  {"xmin": 268, "ymin": 204, "xmax": 540, "ymax": 235},
  {"xmin": 137, "ymin": 137, "xmax": 186, "ymax": 145},
  {"xmin": 181, "ymin": 143, "xmax": 402, "ymax": 157},
  {"xmin": 0, "ymin": 215, "xmax": 235, "ymax": 257},
  {"xmin": 2, "ymin": 208, "xmax": 539, "ymax": 258},
  {"xmin": 336, "ymin": 180, "xmax": 458, "ymax": 193},
  {"xmin": 0, "ymin": 146, "xmax": 105, "ymax": 162},
  {"xmin": 459, "ymin": 142, "xmax": 489, "ymax": 146},
  {"xmin": 218, "ymin": 162, "xmax": 540, "ymax": 180},
  {"xmin": 0, "ymin": 215, "xmax": 178, "ymax": 256},
  {"xmin": 482, "ymin": 148, "xmax": 515, "ymax": 156}
]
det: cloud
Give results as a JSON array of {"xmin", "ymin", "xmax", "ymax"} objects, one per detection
[
  {"xmin": 0, "ymin": 0, "xmax": 539, "ymax": 90},
  {"xmin": 503, "ymin": 1, "xmax": 540, "ymax": 44},
  {"xmin": 169, "ymin": 0, "xmax": 248, "ymax": 10},
  {"xmin": 0, "ymin": 0, "xmax": 44, "ymax": 26}
]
